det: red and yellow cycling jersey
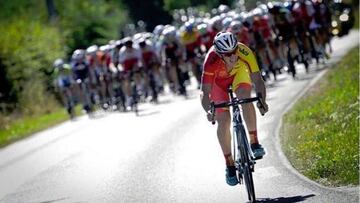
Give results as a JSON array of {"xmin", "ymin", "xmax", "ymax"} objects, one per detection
[
  {"xmin": 180, "ymin": 31, "xmax": 202, "ymax": 52},
  {"xmin": 201, "ymin": 43, "xmax": 260, "ymax": 109},
  {"xmin": 252, "ymin": 15, "xmax": 272, "ymax": 40}
]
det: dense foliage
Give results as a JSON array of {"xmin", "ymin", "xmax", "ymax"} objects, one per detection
[
  {"xmin": 0, "ymin": 17, "xmax": 63, "ymax": 113},
  {"xmin": 55, "ymin": 1, "xmax": 128, "ymax": 53},
  {"xmin": 0, "ymin": 0, "xmax": 128, "ymax": 118}
]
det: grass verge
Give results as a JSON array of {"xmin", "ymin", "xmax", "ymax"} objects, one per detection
[
  {"xmin": 280, "ymin": 46, "xmax": 359, "ymax": 187},
  {"xmin": 0, "ymin": 106, "xmax": 82, "ymax": 148},
  {"xmin": 354, "ymin": 7, "xmax": 359, "ymax": 29}
]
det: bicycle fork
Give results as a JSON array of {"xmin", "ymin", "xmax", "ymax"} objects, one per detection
[{"xmin": 233, "ymin": 114, "xmax": 256, "ymax": 184}]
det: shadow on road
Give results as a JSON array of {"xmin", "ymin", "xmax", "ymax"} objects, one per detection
[{"xmin": 256, "ymin": 194, "xmax": 316, "ymax": 203}]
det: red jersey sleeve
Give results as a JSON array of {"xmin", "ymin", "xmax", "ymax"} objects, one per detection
[{"xmin": 201, "ymin": 49, "xmax": 217, "ymax": 85}]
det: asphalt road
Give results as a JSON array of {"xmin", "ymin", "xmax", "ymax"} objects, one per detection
[{"xmin": 0, "ymin": 31, "xmax": 359, "ymax": 203}]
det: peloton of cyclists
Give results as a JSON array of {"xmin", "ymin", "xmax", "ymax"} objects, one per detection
[{"xmin": 53, "ymin": 0, "xmax": 336, "ymax": 118}]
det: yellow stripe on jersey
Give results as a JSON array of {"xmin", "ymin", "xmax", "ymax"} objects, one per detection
[{"xmin": 203, "ymin": 71, "xmax": 215, "ymax": 76}]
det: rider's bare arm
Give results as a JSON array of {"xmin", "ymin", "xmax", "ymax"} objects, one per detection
[
  {"xmin": 250, "ymin": 72, "xmax": 269, "ymax": 114},
  {"xmin": 200, "ymin": 84, "xmax": 212, "ymax": 112},
  {"xmin": 237, "ymin": 43, "xmax": 269, "ymax": 114},
  {"xmin": 200, "ymin": 83, "xmax": 216, "ymax": 122}
]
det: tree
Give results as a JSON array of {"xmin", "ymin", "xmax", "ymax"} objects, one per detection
[
  {"xmin": 45, "ymin": 0, "xmax": 57, "ymax": 22},
  {"xmin": 121, "ymin": 0, "xmax": 173, "ymax": 31},
  {"xmin": 55, "ymin": 0, "xmax": 127, "ymax": 53}
]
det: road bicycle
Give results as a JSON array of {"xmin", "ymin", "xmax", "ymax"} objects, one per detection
[
  {"xmin": 130, "ymin": 77, "xmax": 139, "ymax": 116},
  {"xmin": 129, "ymin": 67, "xmax": 146, "ymax": 116},
  {"xmin": 165, "ymin": 58, "xmax": 187, "ymax": 97},
  {"xmin": 76, "ymin": 78, "xmax": 94, "ymax": 116},
  {"xmin": 210, "ymin": 87, "xmax": 265, "ymax": 203}
]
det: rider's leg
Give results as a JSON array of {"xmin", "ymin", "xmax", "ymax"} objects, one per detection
[
  {"xmin": 59, "ymin": 88, "xmax": 71, "ymax": 115},
  {"xmin": 100, "ymin": 80, "xmax": 108, "ymax": 106},
  {"xmin": 175, "ymin": 62, "xmax": 187, "ymax": 95},
  {"xmin": 303, "ymin": 32, "xmax": 312, "ymax": 60},
  {"xmin": 279, "ymin": 39, "xmax": 288, "ymax": 66},
  {"xmin": 154, "ymin": 65, "xmax": 165, "ymax": 92},
  {"xmin": 258, "ymin": 47, "xmax": 269, "ymax": 70},
  {"xmin": 121, "ymin": 76, "xmax": 132, "ymax": 107},
  {"xmin": 77, "ymin": 82, "xmax": 91, "ymax": 112},
  {"xmin": 216, "ymin": 109, "xmax": 238, "ymax": 185},
  {"xmin": 147, "ymin": 67, "xmax": 158, "ymax": 102},
  {"xmin": 234, "ymin": 87, "xmax": 258, "ymax": 145},
  {"xmin": 265, "ymin": 41, "xmax": 278, "ymax": 80},
  {"xmin": 318, "ymin": 29, "xmax": 330, "ymax": 58},
  {"xmin": 134, "ymin": 71, "xmax": 144, "ymax": 93},
  {"xmin": 235, "ymin": 86, "xmax": 265, "ymax": 159},
  {"xmin": 105, "ymin": 78, "xmax": 114, "ymax": 105},
  {"xmin": 124, "ymin": 78, "xmax": 132, "ymax": 97},
  {"xmin": 216, "ymin": 110, "xmax": 233, "ymax": 166},
  {"xmin": 290, "ymin": 37, "xmax": 299, "ymax": 57},
  {"xmin": 169, "ymin": 62, "xmax": 179, "ymax": 93}
]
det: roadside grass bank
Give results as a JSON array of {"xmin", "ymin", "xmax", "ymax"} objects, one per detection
[
  {"xmin": 280, "ymin": 46, "xmax": 359, "ymax": 187},
  {"xmin": 0, "ymin": 106, "xmax": 82, "ymax": 148},
  {"xmin": 354, "ymin": 7, "xmax": 359, "ymax": 29}
]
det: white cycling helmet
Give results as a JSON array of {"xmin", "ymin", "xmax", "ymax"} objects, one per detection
[
  {"xmin": 222, "ymin": 17, "xmax": 233, "ymax": 30},
  {"xmin": 213, "ymin": 32, "xmax": 238, "ymax": 54},
  {"xmin": 229, "ymin": 20, "xmax": 242, "ymax": 34},
  {"xmin": 86, "ymin": 45, "xmax": 98, "ymax": 55},
  {"xmin": 72, "ymin": 49, "xmax": 86, "ymax": 60},
  {"xmin": 210, "ymin": 16, "xmax": 223, "ymax": 31},
  {"xmin": 99, "ymin": 44, "xmax": 111, "ymax": 52},
  {"xmin": 53, "ymin": 58, "xmax": 64, "ymax": 68},
  {"xmin": 153, "ymin": 24, "xmax": 164, "ymax": 36},
  {"xmin": 162, "ymin": 26, "xmax": 177, "ymax": 42}
]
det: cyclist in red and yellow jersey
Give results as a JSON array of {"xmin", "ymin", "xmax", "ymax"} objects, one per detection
[
  {"xmin": 200, "ymin": 32, "xmax": 269, "ymax": 186},
  {"xmin": 180, "ymin": 21, "xmax": 204, "ymax": 87}
]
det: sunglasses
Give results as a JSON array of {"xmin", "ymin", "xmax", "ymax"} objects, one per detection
[{"xmin": 221, "ymin": 49, "xmax": 237, "ymax": 57}]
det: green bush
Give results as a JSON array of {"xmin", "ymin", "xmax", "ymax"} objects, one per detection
[
  {"xmin": 0, "ymin": 17, "xmax": 64, "ymax": 117},
  {"xmin": 0, "ymin": 0, "xmax": 128, "ymax": 119}
]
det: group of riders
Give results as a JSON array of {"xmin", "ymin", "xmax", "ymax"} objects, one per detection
[{"xmin": 53, "ymin": 0, "xmax": 335, "ymax": 118}]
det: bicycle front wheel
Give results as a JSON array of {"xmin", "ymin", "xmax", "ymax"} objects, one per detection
[{"xmin": 238, "ymin": 131, "xmax": 256, "ymax": 202}]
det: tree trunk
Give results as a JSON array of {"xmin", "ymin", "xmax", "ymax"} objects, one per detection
[{"xmin": 45, "ymin": 0, "xmax": 57, "ymax": 22}]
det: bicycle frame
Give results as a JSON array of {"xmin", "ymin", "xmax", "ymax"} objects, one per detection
[
  {"xmin": 210, "ymin": 87, "xmax": 264, "ymax": 203},
  {"xmin": 77, "ymin": 78, "xmax": 93, "ymax": 114},
  {"xmin": 231, "ymin": 96, "xmax": 256, "ymax": 165},
  {"xmin": 229, "ymin": 88, "xmax": 256, "ymax": 202}
]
